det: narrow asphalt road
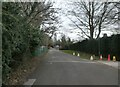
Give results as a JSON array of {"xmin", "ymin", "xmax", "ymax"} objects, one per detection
[{"xmin": 25, "ymin": 48, "xmax": 118, "ymax": 85}]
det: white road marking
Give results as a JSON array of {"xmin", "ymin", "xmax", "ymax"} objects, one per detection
[
  {"xmin": 48, "ymin": 61, "xmax": 96, "ymax": 63},
  {"xmin": 97, "ymin": 61, "xmax": 119, "ymax": 69},
  {"xmin": 82, "ymin": 59, "xmax": 88, "ymax": 61},
  {"xmin": 24, "ymin": 79, "xmax": 36, "ymax": 86}
]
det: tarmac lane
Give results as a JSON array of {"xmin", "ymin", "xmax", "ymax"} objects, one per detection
[{"xmin": 24, "ymin": 48, "xmax": 118, "ymax": 86}]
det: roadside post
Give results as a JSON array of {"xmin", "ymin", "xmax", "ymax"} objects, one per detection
[
  {"xmin": 108, "ymin": 54, "xmax": 110, "ymax": 61},
  {"xmin": 90, "ymin": 56, "xmax": 93, "ymax": 60},
  {"xmin": 113, "ymin": 56, "xmax": 116, "ymax": 62},
  {"xmin": 73, "ymin": 52, "xmax": 75, "ymax": 55},
  {"xmin": 77, "ymin": 53, "xmax": 80, "ymax": 56},
  {"xmin": 100, "ymin": 54, "xmax": 102, "ymax": 60}
]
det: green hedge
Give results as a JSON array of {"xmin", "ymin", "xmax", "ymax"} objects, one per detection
[
  {"xmin": 2, "ymin": 2, "xmax": 49, "ymax": 85},
  {"xmin": 64, "ymin": 34, "xmax": 120, "ymax": 61}
]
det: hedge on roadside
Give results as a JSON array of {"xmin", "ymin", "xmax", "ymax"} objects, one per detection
[
  {"xmin": 2, "ymin": 2, "xmax": 49, "ymax": 85},
  {"xmin": 64, "ymin": 34, "xmax": 120, "ymax": 61}
]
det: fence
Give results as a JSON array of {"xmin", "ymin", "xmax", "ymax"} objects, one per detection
[
  {"xmin": 65, "ymin": 34, "xmax": 120, "ymax": 61},
  {"xmin": 33, "ymin": 46, "xmax": 48, "ymax": 57}
]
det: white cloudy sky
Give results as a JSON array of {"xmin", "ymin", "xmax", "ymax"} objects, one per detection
[
  {"xmin": 51, "ymin": 0, "xmax": 119, "ymax": 41},
  {"xmin": 52, "ymin": 0, "xmax": 84, "ymax": 41}
]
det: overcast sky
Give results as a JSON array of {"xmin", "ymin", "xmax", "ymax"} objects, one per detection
[
  {"xmin": 51, "ymin": 0, "xmax": 119, "ymax": 41},
  {"xmin": 52, "ymin": 0, "xmax": 84, "ymax": 41}
]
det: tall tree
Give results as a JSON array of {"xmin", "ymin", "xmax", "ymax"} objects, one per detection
[{"xmin": 67, "ymin": 1, "xmax": 118, "ymax": 39}]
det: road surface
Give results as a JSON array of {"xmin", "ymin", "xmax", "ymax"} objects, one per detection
[{"xmin": 25, "ymin": 48, "xmax": 118, "ymax": 85}]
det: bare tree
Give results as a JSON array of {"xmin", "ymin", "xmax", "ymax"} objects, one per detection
[
  {"xmin": 16, "ymin": 1, "xmax": 59, "ymax": 43},
  {"xmin": 67, "ymin": 1, "xmax": 118, "ymax": 39},
  {"xmin": 112, "ymin": 2, "xmax": 120, "ymax": 34},
  {"xmin": 19, "ymin": 1, "xmax": 55, "ymax": 28}
]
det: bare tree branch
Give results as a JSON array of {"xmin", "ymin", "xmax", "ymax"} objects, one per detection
[{"xmin": 67, "ymin": 1, "xmax": 117, "ymax": 39}]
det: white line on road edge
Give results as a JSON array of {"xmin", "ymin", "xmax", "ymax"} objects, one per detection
[
  {"xmin": 97, "ymin": 61, "xmax": 119, "ymax": 69},
  {"xmin": 24, "ymin": 79, "xmax": 36, "ymax": 87},
  {"xmin": 48, "ymin": 61, "xmax": 96, "ymax": 63}
]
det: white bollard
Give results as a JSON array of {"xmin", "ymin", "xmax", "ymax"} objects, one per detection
[
  {"xmin": 90, "ymin": 56, "xmax": 93, "ymax": 60},
  {"xmin": 113, "ymin": 56, "xmax": 116, "ymax": 62},
  {"xmin": 100, "ymin": 55, "xmax": 102, "ymax": 60},
  {"xmin": 77, "ymin": 53, "xmax": 80, "ymax": 56},
  {"xmin": 73, "ymin": 52, "xmax": 75, "ymax": 55}
]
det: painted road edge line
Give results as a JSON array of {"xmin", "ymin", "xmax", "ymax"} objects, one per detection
[
  {"xmin": 24, "ymin": 79, "xmax": 36, "ymax": 86},
  {"xmin": 48, "ymin": 61, "xmax": 96, "ymax": 63},
  {"xmin": 97, "ymin": 61, "xmax": 119, "ymax": 69}
]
